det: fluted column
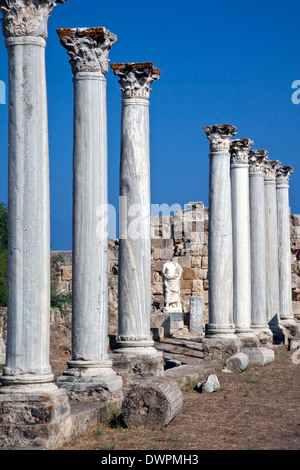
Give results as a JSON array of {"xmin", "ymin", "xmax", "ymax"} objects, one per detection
[
  {"xmin": 0, "ymin": 0, "xmax": 67, "ymax": 387},
  {"xmin": 230, "ymin": 138, "xmax": 253, "ymax": 336},
  {"xmin": 203, "ymin": 124, "xmax": 237, "ymax": 338},
  {"xmin": 111, "ymin": 62, "xmax": 162, "ymax": 356},
  {"xmin": 264, "ymin": 159, "xmax": 281, "ymax": 332},
  {"xmin": 249, "ymin": 150, "xmax": 269, "ymax": 330},
  {"xmin": 56, "ymin": 27, "xmax": 122, "ymax": 392},
  {"xmin": 276, "ymin": 165, "xmax": 294, "ymax": 321}
]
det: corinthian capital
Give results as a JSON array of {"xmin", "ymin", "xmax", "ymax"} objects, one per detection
[
  {"xmin": 264, "ymin": 160, "xmax": 281, "ymax": 182},
  {"xmin": 110, "ymin": 62, "xmax": 161, "ymax": 100},
  {"xmin": 57, "ymin": 27, "xmax": 117, "ymax": 75},
  {"xmin": 203, "ymin": 125, "xmax": 238, "ymax": 153},
  {"xmin": 276, "ymin": 165, "xmax": 294, "ymax": 186},
  {"xmin": 0, "ymin": 0, "xmax": 67, "ymax": 39},
  {"xmin": 230, "ymin": 138, "xmax": 254, "ymax": 165},
  {"xmin": 248, "ymin": 150, "xmax": 268, "ymax": 173}
]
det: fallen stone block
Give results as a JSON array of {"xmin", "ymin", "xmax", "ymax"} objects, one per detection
[
  {"xmin": 121, "ymin": 376, "xmax": 183, "ymax": 430},
  {"xmin": 226, "ymin": 352, "xmax": 250, "ymax": 373},
  {"xmin": 197, "ymin": 374, "xmax": 220, "ymax": 393},
  {"xmin": 244, "ymin": 347, "xmax": 275, "ymax": 366},
  {"xmin": 164, "ymin": 359, "xmax": 182, "ymax": 370}
]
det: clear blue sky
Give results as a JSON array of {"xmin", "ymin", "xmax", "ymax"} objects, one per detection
[{"xmin": 0, "ymin": 0, "xmax": 299, "ymax": 250}]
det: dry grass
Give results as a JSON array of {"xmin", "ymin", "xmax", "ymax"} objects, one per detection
[{"xmin": 51, "ymin": 327, "xmax": 300, "ymax": 451}]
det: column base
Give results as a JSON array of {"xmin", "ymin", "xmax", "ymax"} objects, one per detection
[
  {"xmin": 56, "ymin": 360, "xmax": 123, "ymax": 393},
  {"xmin": 110, "ymin": 336, "xmax": 164, "ymax": 386},
  {"xmin": 235, "ymin": 327, "xmax": 255, "ymax": 337},
  {"xmin": 0, "ymin": 382, "xmax": 72, "ymax": 450},
  {"xmin": 205, "ymin": 323, "xmax": 236, "ymax": 338},
  {"xmin": 0, "ymin": 373, "xmax": 54, "ymax": 386},
  {"xmin": 202, "ymin": 335, "xmax": 239, "ymax": 361},
  {"xmin": 112, "ymin": 335, "xmax": 162, "ymax": 358}
]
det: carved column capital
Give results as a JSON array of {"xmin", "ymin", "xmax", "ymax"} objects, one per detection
[
  {"xmin": 248, "ymin": 150, "xmax": 268, "ymax": 173},
  {"xmin": 276, "ymin": 165, "xmax": 294, "ymax": 187},
  {"xmin": 264, "ymin": 160, "xmax": 281, "ymax": 182},
  {"xmin": 0, "ymin": 0, "xmax": 67, "ymax": 39},
  {"xmin": 203, "ymin": 124, "xmax": 238, "ymax": 153},
  {"xmin": 57, "ymin": 27, "xmax": 117, "ymax": 75},
  {"xmin": 110, "ymin": 62, "xmax": 161, "ymax": 100},
  {"xmin": 230, "ymin": 138, "xmax": 254, "ymax": 165}
]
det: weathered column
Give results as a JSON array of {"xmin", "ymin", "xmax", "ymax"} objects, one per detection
[
  {"xmin": 276, "ymin": 165, "xmax": 294, "ymax": 321},
  {"xmin": 56, "ymin": 27, "xmax": 122, "ymax": 393},
  {"xmin": 0, "ymin": 0, "xmax": 66, "ymax": 387},
  {"xmin": 264, "ymin": 159, "xmax": 281, "ymax": 333},
  {"xmin": 111, "ymin": 63, "xmax": 162, "ymax": 358},
  {"xmin": 203, "ymin": 125, "xmax": 237, "ymax": 338},
  {"xmin": 0, "ymin": 0, "xmax": 72, "ymax": 449},
  {"xmin": 248, "ymin": 150, "xmax": 269, "ymax": 330},
  {"xmin": 230, "ymin": 138, "xmax": 253, "ymax": 336}
]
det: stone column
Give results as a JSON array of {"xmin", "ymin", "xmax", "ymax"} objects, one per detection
[
  {"xmin": 203, "ymin": 125, "xmax": 237, "ymax": 338},
  {"xmin": 111, "ymin": 63, "xmax": 162, "ymax": 357},
  {"xmin": 0, "ymin": 0, "xmax": 66, "ymax": 387},
  {"xmin": 0, "ymin": 0, "xmax": 72, "ymax": 449},
  {"xmin": 248, "ymin": 150, "xmax": 269, "ymax": 330},
  {"xmin": 230, "ymin": 138, "xmax": 253, "ymax": 336},
  {"xmin": 276, "ymin": 165, "xmax": 294, "ymax": 321},
  {"xmin": 56, "ymin": 27, "xmax": 122, "ymax": 393},
  {"xmin": 264, "ymin": 159, "xmax": 281, "ymax": 333}
]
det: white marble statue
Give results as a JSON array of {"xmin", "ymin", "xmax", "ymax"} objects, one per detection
[{"xmin": 162, "ymin": 259, "xmax": 183, "ymax": 313}]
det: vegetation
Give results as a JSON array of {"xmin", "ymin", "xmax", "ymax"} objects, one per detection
[
  {"xmin": 0, "ymin": 203, "xmax": 8, "ymax": 307},
  {"xmin": 50, "ymin": 254, "xmax": 72, "ymax": 315}
]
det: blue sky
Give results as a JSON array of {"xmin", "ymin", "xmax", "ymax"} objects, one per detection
[{"xmin": 0, "ymin": 0, "xmax": 299, "ymax": 250}]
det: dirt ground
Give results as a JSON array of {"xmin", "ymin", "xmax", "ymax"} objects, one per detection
[{"xmin": 50, "ymin": 325, "xmax": 300, "ymax": 451}]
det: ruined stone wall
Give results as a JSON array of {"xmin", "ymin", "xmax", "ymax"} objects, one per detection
[
  {"xmin": 49, "ymin": 203, "xmax": 300, "ymax": 334},
  {"xmin": 291, "ymin": 214, "xmax": 300, "ymax": 317}
]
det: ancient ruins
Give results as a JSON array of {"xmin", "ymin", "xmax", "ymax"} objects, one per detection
[{"xmin": 0, "ymin": 0, "xmax": 299, "ymax": 450}]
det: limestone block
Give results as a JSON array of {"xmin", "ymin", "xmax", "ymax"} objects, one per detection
[
  {"xmin": 197, "ymin": 374, "xmax": 220, "ymax": 393},
  {"xmin": 151, "ymin": 327, "xmax": 164, "ymax": 341},
  {"xmin": 189, "ymin": 296, "xmax": 203, "ymax": 335},
  {"xmin": 291, "ymin": 214, "xmax": 300, "ymax": 226},
  {"xmin": 152, "ymin": 248, "xmax": 161, "ymax": 260},
  {"xmin": 61, "ymin": 267, "xmax": 72, "ymax": 281},
  {"xmin": 191, "ymin": 257, "xmax": 202, "ymax": 268},
  {"xmin": 160, "ymin": 248, "xmax": 174, "ymax": 260},
  {"xmin": 180, "ymin": 280, "xmax": 193, "ymax": 290},
  {"xmin": 192, "ymin": 280, "xmax": 203, "ymax": 295},
  {"xmin": 183, "ymin": 268, "xmax": 197, "ymax": 280},
  {"xmin": 197, "ymin": 269, "xmax": 208, "ymax": 280},
  {"xmin": 165, "ymin": 359, "xmax": 182, "ymax": 370},
  {"xmin": 226, "ymin": 353, "xmax": 250, "ymax": 373},
  {"xmin": 177, "ymin": 256, "xmax": 192, "ymax": 269},
  {"xmin": 121, "ymin": 377, "xmax": 183, "ymax": 430},
  {"xmin": 151, "ymin": 260, "xmax": 165, "ymax": 273},
  {"xmin": 245, "ymin": 347, "xmax": 275, "ymax": 365}
]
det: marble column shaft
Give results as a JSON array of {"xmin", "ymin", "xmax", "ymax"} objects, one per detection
[
  {"xmin": 264, "ymin": 160, "xmax": 281, "ymax": 328},
  {"xmin": 249, "ymin": 150, "xmax": 269, "ymax": 329},
  {"xmin": 203, "ymin": 124, "xmax": 237, "ymax": 337},
  {"xmin": 0, "ymin": 0, "xmax": 67, "ymax": 386},
  {"xmin": 230, "ymin": 138, "xmax": 253, "ymax": 335},
  {"xmin": 111, "ymin": 62, "xmax": 161, "ymax": 355},
  {"xmin": 276, "ymin": 165, "xmax": 294, "ymax": 320},
  {"xmin": 56, "ymin": 27, "xmax": 122, "ymax": 391}
]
